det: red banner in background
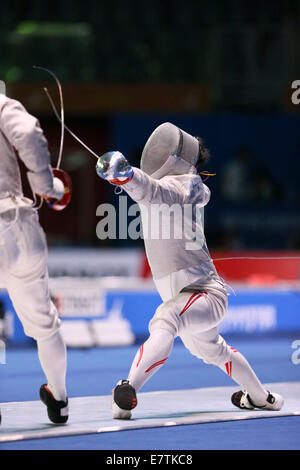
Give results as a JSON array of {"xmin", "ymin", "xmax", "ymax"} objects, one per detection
[
  {"xmin": 212, "ymin": 252, "xmax": 300, "ymax": 284},
  {"xmin": 141, "ymin": 251, "xmax": 300, "ymax": 284}
]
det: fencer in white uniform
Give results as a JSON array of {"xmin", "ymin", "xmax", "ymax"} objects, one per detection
[
  {"xmin": 0, "ymin": 93, "xmax": 69, "ymax": 424},
  {"xmin": 95, "ymin": 122, "xmax": 284, "ymax": 418}
]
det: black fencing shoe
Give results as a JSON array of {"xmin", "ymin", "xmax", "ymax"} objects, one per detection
[
  {"xmin": 111, "ymin": 380, "xmax": 137, "ymax": 419},
  {"xmin": 232, "ymin": 390, "xmax": 284, "ymax": 411},
  {"xmin": 40, "ymin": 384, "xmax": 69, "ymax": 424},
  {"xmin": 231, "ymin": 390, "xmax": 255, "ymax": 410}
]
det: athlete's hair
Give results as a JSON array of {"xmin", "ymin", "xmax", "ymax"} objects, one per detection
[{"xmin": 195, "ymin": 137, "xmax": 211, "ymax": 167}]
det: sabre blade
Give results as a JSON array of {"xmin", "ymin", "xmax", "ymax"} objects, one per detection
[
  {"xmin": 33, "ymin": 66, "xmax": 65, "ymax": 169},
  {"xmin": 43, "ymin": 87, "xmax": 100, "ymax": 160}
]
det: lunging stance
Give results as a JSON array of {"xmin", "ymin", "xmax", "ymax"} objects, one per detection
[{"xmin": 95, "ymin": 122, "xmax": 284, "ymax": 419}]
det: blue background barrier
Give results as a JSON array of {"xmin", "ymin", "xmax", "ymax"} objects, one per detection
[{"xmin": 2, "ymin": 284, "xmax": 300, "ymax": 346}]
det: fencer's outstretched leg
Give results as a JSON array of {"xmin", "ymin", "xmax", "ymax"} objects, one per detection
[
  {"xmin": 37, "ymin": 329, "xmax": 69, "ymax": 423},
  {"xmin": 112, "ymin": 328, "xmax": 174, "ymax": 419},
  {"xmin": 182, "ymin": 328, "xmax": 283, "ymax": 411}
]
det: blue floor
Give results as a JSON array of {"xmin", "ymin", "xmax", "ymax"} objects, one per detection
[
  {"xmin": 1, "ymin": 335, "xmax": 300, "ymax": 449},
  {"xmin": 1, "ymin": 417, "xmax": 299, "ymax": 450}
]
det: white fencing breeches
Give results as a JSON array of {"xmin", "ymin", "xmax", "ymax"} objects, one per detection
[
  {"xmin": 149, "ymin": 289, "xmax": 231, "ymax": 365},
  {"xmin": 0, "ymin": 207, "xmax": 60, "ymax": 341}
]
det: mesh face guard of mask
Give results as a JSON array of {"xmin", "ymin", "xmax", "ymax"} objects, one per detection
[{"xmin": 140, "ymin": 122, "xmax": 200, "ymax": 179}]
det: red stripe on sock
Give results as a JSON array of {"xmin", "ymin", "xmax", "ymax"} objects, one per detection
[
  {"xmin": 225, "ymin": 361, "xmax": 232, "ymax": 377},
  {"xmin": 179, "ymin": 291, "xmax": 207, "ymax": 317},
  {"xmin": 145, "ymin": 357, "xmax": 168, "ymax": 373},
  {"xmin": 136, "ymin": 344, "xmax": 144, "ymax": 367}
]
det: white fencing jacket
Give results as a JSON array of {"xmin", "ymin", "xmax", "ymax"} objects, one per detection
[
  {"xmin": 0, "ymin": 95, "xmax": 55, "ymax": 213},
  {"xmin": 123, "ymin": 165, "xmax": 227, "ymax": 302}
]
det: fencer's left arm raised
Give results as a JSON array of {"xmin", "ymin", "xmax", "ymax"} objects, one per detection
[{"xmin": 0, "ymin": 97, "xmax": 63, "ymax": 200}]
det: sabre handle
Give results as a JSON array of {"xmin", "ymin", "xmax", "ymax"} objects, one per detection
[
  {"xmin": 41, "ymin": 169, "xmax": 72, "ymax": 211},
  {"xmin": 96, "ymin": 151, "xmax": 134, "ymax": 185}
]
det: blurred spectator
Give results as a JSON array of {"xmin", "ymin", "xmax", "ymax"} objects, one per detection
[
  {"xmin": 251, "ymin": 166, "xmax": 283, "ymax": 203},
  {"xmin": 220, "ymin": 145, "xmax": 253, "ymax": 202}
]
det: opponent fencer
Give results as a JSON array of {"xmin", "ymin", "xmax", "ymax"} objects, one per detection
[
  {"xmin": 95, "ymin": 122, "xmax": 284, "ymax": 419},
  {"xmin": 0, "ymin": 92, "xmax": 71, "ymax": 424}
]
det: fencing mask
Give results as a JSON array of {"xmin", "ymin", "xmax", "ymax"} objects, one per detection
[{"xmin": 140, "ymin": 122, "xmax": 200, "ymax": 179}]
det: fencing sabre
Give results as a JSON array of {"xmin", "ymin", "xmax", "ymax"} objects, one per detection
[{"xmin": 34, "ymin": 67, "xmax": 300, "ymax": 264}]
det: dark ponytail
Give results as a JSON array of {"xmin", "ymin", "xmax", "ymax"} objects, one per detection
[{"xmin": 196, "ymin": 137, "xmax": 211, "ymax": 167}]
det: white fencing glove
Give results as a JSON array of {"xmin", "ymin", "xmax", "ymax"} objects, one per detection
[{"xmin": 96, "ymin": 151, "xmax": 134, "ymax": 185}]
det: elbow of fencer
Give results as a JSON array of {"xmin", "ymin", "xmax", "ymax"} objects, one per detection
[{"xmin": 27, "ymin": 166, "xmax": 54, "ymax": 196}]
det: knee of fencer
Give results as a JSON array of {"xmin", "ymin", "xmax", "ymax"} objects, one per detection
[
  {"xmin": 201, "ymin": 355, "xmax": 220, "ymax": 366},
  {"xmin": 149, "ymin": 318, "xmax": 177, "ymax": 337},
  {"xmin": 23, "ymin": 317, "xmax": 61, "ymax": 342},
  {"xmin": 35, "ymin": 327, "xmax": 62, "ymax": 344},
  {"xmin": 149, "ymin": 299, "xmax": 180, "ymax": 337},
  {"xmin": 201, "ymin": 344, "xmax": 232, "ymax": 366}
]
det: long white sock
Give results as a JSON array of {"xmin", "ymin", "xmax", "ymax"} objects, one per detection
[
  {"xmin": 128, "ymin": 329, "xmax": 174, "ymax": 392},
  {"xmin": 37, "ymin": 330, "xmax": 67, "ymax": 402},
  {"xmin": 220, "ymin": 348, "xmax": 268, "ymax": 405}
]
